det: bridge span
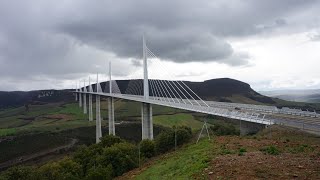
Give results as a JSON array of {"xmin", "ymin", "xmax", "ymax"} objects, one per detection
[{"xmin": 75, "ymin": 36, "xmax": 320, "ymax": 143}]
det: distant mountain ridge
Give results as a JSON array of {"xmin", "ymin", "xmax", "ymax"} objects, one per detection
[
  {"xmin": 0, "ymin": 78, "xmax": 275, "ymax": 109},
  {"xmin": 260, "ymin": 89, "xmax": 320, "ymax": 103}
]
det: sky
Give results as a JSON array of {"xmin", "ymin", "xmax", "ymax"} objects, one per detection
[{"xmin": 0, "ymin": 0, "xmax": 320, "ymax": 91}]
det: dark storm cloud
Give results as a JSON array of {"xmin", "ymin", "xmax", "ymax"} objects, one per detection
[
  {"xmin": 0, "ymin": 0, "xmax": 319, "ymax": 90},
  {"xmin": 56, "ymin": 0, "xmax": 316, "ymax": 64}
]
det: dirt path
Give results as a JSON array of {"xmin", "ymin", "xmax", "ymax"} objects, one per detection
[{"xmin": 0, "ymin": 138, "xmax": 77, "ymax": 170}]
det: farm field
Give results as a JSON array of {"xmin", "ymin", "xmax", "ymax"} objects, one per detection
[{"xmin": 0, "ymin": 99, "xmax": 205, "ymax": 170}]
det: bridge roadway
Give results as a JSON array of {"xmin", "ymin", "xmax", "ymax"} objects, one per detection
[
  {"xmin": 78, "ymin": 91, "xmax": 320, "ymax": 134},
  {"xmin": 77, "ymin": 92, "xmax": 263, "ymax": 124}
]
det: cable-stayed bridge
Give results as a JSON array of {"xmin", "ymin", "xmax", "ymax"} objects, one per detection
[{"xmin": 75, "ymin": 36, "xmax": 320, "ymax": 143}]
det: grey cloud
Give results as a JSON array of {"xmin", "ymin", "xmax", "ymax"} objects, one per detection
[
  {"xmin": 309, "ymin": 32, "xmax": 320, "ymax": 41},
  {"xmin": 223, "ymin": 52, "xmax": 251, "ymax": 67},
  {"xmin": 0, "ymin": 0, "xmax": 319, "ymax": 90}
]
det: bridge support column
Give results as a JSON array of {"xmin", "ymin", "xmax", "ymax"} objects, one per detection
[
  {"xmin": 79, "ymin": 93, "xmax": 82, "ymax": 107},
  {"xmin": 88, "ymin": 94, "xmax": 93, "ymax": 121},
  {"xmin": 141, "ymin": 103, "xmax": 153, "ymax": 140},
  {"xmin": 75, "ymin": 92, "xmax": 78, "ymax": 101},
  {"xmin": 108, "ymin": 97, "xmax": 115, "ymax": 135},
  {"xmin": 83, "ymin": 93, "xmax": 87, "ymax": 114},
  {"xmin": 96, "ymin": 95, "xmax": 102, "ymax": 143}
]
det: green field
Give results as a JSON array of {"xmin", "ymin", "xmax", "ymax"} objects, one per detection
[
  {"xmin": 153, "ymin": 113, "xmax": 204, "ymax": 131},
  {"xmin": 0, "ymin": 99, "xmax": 198, "ymax": 137},
  {"xmin": 0, "ymin": 103, "xmax": 94, "ymax": 136},
  {"xmin": 0, "ymin": 99, "xmax": 208, "ymax": 169},
  {"xmin": 136, "ymin": 139, "xmax": 213, "ymax": 179}
]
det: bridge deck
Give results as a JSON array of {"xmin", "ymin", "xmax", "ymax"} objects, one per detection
[{"xmin": 77, "ymin": 92, "xmax": 320, "ymax": 134}]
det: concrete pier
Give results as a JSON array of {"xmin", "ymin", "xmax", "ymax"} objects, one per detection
[
  {"xmin": 108, "ymin": 97, "xmax": 115, "ymax": 135},
  {"xmin": 141, "ymin": 102, "xmax": 153, "ymax": 140},
  {"xmin": 83, "ymin": 93, "xmax": 87, "ymax": 114},
  {"xmin": 88, "ymin": 94, "xmax": 93, "ymax": 121},
  {"xmin": 79, "ymin": 92, "xmax": 82, "ymax": 107},
  {"xmin": 96, "ymin": 95, "xmax": 102, "ymax": 143}
]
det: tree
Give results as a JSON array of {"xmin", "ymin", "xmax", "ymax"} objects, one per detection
[
  {"xmin": 37, "ymin": 157, "xmax": 82, "ymax": 180},
  {"xmin": 176, "ymin": 127, "xmax": 192, "ymax": 145},
  {"xmin": 99, "ymin": 142, "xmax": 138, "ymax": 176},
  {"xmin": 2, "ymin": 166, "xmax": 35, "ymax": 180},
  {"xmin": 99, "ymin": 135, "xmax": 123, "ymax": 148},
  {"xmin": 155, "ymin": 130, "xmax": 175, "ymax": 153},
  {"xmin": 85, "ymin": 164, "xmax": 113, "ymax": 180},
  {"xmin": 139, "ymin": 139, "xmax": 155, "ymax": 158}
]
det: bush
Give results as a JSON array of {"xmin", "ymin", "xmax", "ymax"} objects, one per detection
[
  {"xmin": 139, "ymin": 139, "xmax": 155, "ymax": 158},
  {"xmin": 73, "ymin": 145, "xmax": 102, "ymax": 175},
  {"xmin": 238, "ymin": 147, "xmax": 247, "ymax": 156},
  {"xmin": 85, "ymin": 164, "xmax": 113, "ymax": 180},
  {"xmin": 260, "ymin": 145, "xmax": 280, "ymax": 155},
  {"xmin": 2, "ymin": 166, "xmax": 35, "ymax": 180},
  {"xmin": 99, "ymin": 142, "xmax": 138, "ymax": 176},
  {"xmin": 37, "ymin": 157, "xmax": 83, "ymax": 180},
  {"xmin": 176, "ymin": 127, "xmax": 192, "ymax": 145},
  {"xmin": 210, "ymin": 123, "xmax": 239, "ymax": 136},
  {"xmin": 155, "ymin": 130, "xmax": 175, "ymax": 154},
  {"xmin": 99, "ymin": 135, "xmax": 124, "ymax": 148},
  {"xmin": 155, "ymin": 126, "xmax": 192, "ymax": 154}
]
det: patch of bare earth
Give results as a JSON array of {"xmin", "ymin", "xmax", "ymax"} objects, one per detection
[
  {"xmin": 202, "ymin": 126, "xmax": 320, "ymax": 179},
  {"xmin": 205, "ymin": 152, "xmax": 320, "ymax": 179},
  {"xmin": 43, "ymin": 114, "xmax": 73, "ymax": 121}
]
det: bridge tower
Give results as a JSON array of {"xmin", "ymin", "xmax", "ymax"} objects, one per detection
[
  {"xmin": 79, "ymin": 81, "xmax": 82, "ymax": 107},
  {"xmin": 88, "ymin": 77, "xmax": 93, "ymax": 121},
  {"xmin": 96, "ymin": 74, "xmax": 102, "ymax": 143},
  {"xmin": 141, "ymin": 35, "xmax": 153, "ymax": 140},
  {"xmin": 75, "ymin": 83, "xmax": 78, "ymax": 101},
  {"xmin": 83, "ymin": 80, "xmax": 87, "ymax": 114},
  {"xmin": 108, "ymin": 62, "xmax": 115, "ymax": 135}
]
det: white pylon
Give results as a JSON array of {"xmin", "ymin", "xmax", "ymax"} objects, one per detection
[
  {"xmin": 83, "ymin": 80, "xmax": 87, "ymax": 114},
  {"xmin": 108, "ymin": 61, "xmax": 115, "ymax": 135},
  {"xmin": 141, "ymin": 35, "xmax": 153, "ymax": 140},
  {"xmin": 88, "ymin": 77, "xmax": 93, "ymax": 121},
  {"xmin": 96, "ymin": 73, "xmax": 102, "ymax": 143},
  {"xmin": 79, "ymin": 81, "xmax": 82, "ymax": 107},
  {"xmin": 143, "ymin": 34, "xmax": 149, "ymax": 100},
  {"xmin": 75, "ymin": 83, "xmax": 78, "ymax": 101}
]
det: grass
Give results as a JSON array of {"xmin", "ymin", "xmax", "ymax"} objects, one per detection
[
  {"xmin": 0, "ymin": 99, "xmax": 191, "ymax": 138},
  {"xmin": 114, "ymin": 100, "xmax": 186, "ymax": 119},
  {"xmin": 153, "ymin": 113, "xmax": 203, "ymax": 131},
  {"xmin": 0, "ymin": 128, "xmax": 16, "ymax": 136},
  {"xmin": 0, "ymin": 102, "xmax": 94, "ymax": 136},
  {"xmin": 136, "ymin": 139, "xmax": 213, "ymax": 179}
]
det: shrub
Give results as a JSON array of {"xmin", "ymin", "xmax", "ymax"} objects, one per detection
[
  {"xmin": 2, "ymin": 166, "xmax": 35, "ymax": 180},
  {"xmin": 73, "ymin": 145, "xmax": 102, "ymax": 175},
  {"xmin": 37, "ymin": 157, "xmax": 83, "ymax": 180},
  {"xmin": 210, "ymin": 123, "xmax": 239, "ymax": 136},
  {"xmin": 99, "ymin": 142, "xmax": 138, "ymax": 176},
  {"xmin": 238, "ymin": 147, "xmax": 247, "ymax": 156},
  {"xmin": 155, "ymin": 126, "xmax": 192, "ymax": 154},
  {"xmin": 219, "ymin": 144, "xmax": 233, "ymax": 155},
  {"xmin": 176, "ymin": 127, "xmax": 192, "ymax": 145},
  {"xmin": 155, "ymin": 130, "xmax": 175, "ymax": 154},
  {"xmin": 99, "ymin": 135, "xmax": 124, "ymax": 148},
  {"xmin": 139, "ymin": 139, "xmax": 156, "ymax": 158},
  {"xmin": 85, "ymin": 164, "xmax": 113, "ymax": 180},
  {"xmin": 260, "ymin": 145, "xmax": 280, "ymax": 155}
]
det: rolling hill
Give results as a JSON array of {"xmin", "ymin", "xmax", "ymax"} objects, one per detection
[{"xmin": 0, "ymin": 78, "xmax": 275, "ymax": 109}]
